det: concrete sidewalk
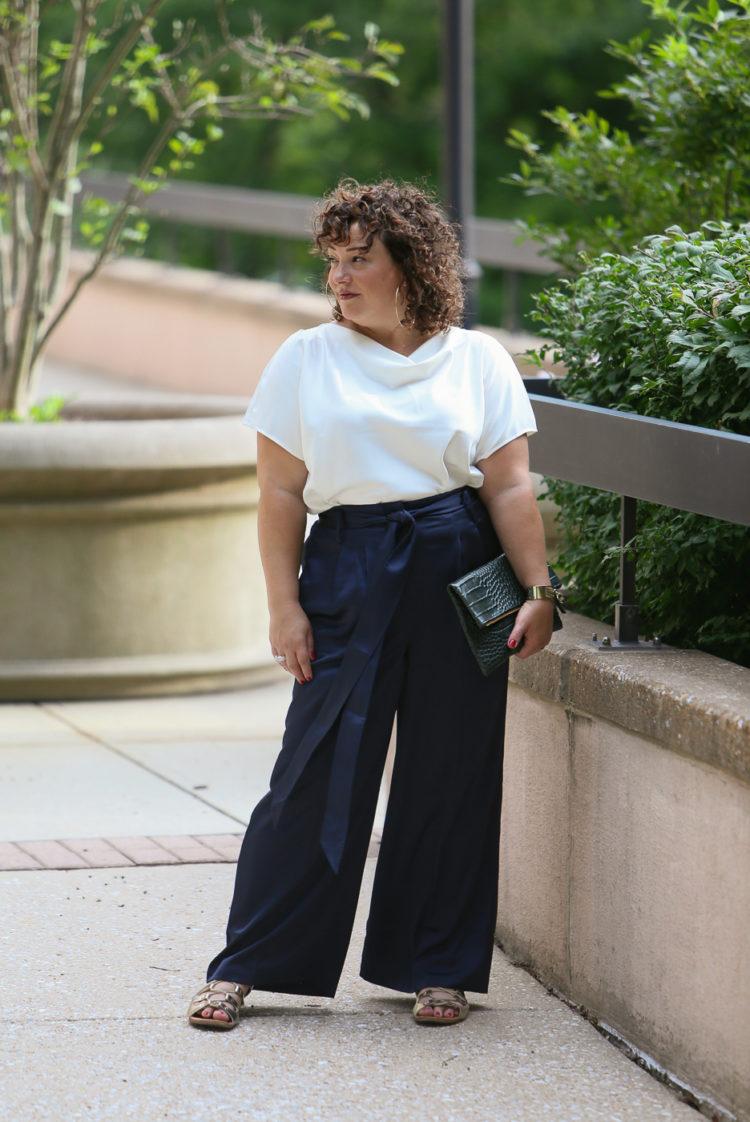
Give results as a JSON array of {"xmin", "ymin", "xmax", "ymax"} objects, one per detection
[{"xmin": 0, "ymin": 681, "xmax": 700, "ymax": 1122}]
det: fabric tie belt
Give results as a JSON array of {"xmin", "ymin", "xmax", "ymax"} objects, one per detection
[{"xmin": 269, "ymin": 487, "xmax": 479, "ymax": 874}]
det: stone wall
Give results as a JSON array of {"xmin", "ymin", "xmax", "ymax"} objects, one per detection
[{"xmin": 500, "ymin": 612, "xmax": 750, "ymax": 1122}]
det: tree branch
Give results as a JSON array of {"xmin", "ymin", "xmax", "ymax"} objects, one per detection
[
  {"xmin": 42, "ymin": 151, "xmax": 79, "ymax": 332},
  {"xmin": 139, "ymin": 18, "xmax": 186, "ymax": 117},
  {"xmin": 0, "ymin": 204, "xmax": 9, "ymax": 372},
  {"xmin": 8, "ymin": 171, "xmax": 32, "ymax": 303},
  {"xmin": 10, "ymin": 193, "xmax": 57, "ymax": 406},
  {"xmin": 19, "ymin": 1, "xmax": 41, "ymax": 150},
  {"xmin": 44, "ymin": 0, "xmax": 94, "ymax": 168},
  {"xmin": 35, "ymin": 108, "xmax": 180, "ymax": 358},
  {"xmin": 0, "ymin": 43, "xmax": 48, "ymax": 189},
  {"xmin": 72, "ymin": 0, "xmax": 167, "ymax": 144}
]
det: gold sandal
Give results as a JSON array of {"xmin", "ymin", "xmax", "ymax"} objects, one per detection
[
  {"xmin": 413, "ymin": 987, "xmax": 469, "ymax": 1025},
  {"xmin": 187, "ymin": 981, "xmax": 249, "ymax": 1030}
]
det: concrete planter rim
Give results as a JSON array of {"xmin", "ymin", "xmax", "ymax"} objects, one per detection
[
  {"xmin": 0, "ymin": 397, "xmax": 254, "ymax": 471},
  {"xmin": 0, "ymin": 398, "xmax": 258, "ymax": 500}
]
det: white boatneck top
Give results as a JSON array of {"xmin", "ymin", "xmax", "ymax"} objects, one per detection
[{"xmin": 244, "ymin": 322, "xmax": 536, "ymax": 513}]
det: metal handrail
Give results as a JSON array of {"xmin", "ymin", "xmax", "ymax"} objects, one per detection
[
  {"xmin": 528, "ymin": 397, "xmax": 750, "ymax": 526},
  {"xmin": 528, "ymin": 396, "xmax": 750, "ymax": 646}
]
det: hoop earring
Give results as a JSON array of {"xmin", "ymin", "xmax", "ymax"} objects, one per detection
[
  {"xmin": 325, "ymin": 281, "xmax": 339, "ymax": 313},
  {"xmin": 394, "ymin": 284, "xmax": 409, "ymax": 328}
]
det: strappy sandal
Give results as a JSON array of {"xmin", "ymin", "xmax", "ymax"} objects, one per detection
[
  {"xmin": 413, "ymin": 987, "xmax": 469, "ymax": 1026},
  {"xmin": 187, "ymin": 981, "xmax": 248, "ymax": 1030}
]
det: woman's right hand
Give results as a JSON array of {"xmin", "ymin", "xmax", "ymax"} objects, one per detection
[
  {"xmin": 270, "ymin": 602, "xmax": 315, "ymax": 685},
  {"xmin": 256, "ymin": 434, "xmax": 313, "ymax": 686}
]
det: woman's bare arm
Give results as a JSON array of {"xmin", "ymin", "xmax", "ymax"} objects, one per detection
[
  {"xmin": 257, "ymin": 433, "xmax": 314, "ymax": 684},
  {"xmin": 477, "ymin": 434, "xmax": 554, "ymax": 659}
]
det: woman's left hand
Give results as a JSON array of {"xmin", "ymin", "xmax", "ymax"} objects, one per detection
[{"xmin": 506, "ymin": 599, "xmax": 555, "ymax": 660}]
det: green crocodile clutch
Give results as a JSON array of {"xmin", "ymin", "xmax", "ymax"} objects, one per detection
[{"xmin": 448, "ymin": 554, "xmax": 564, "ymax": 676}]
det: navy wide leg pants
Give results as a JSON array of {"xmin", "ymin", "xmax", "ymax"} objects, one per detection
[{"xmin": 207, "ymin": 486, "xmax": 509, "ymax": 997}]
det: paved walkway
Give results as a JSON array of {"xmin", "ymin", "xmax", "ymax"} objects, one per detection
[{"xmin": 1, "ymin": 681, "xmax": 700, "ymax": 1122}]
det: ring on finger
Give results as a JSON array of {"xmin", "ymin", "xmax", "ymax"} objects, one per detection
[{"xmin": 273, "ymin": 654, "xmax": 287, "ymax": 664}]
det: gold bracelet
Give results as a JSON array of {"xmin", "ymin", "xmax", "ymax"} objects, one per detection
[{"xmin": 526, "ymin": 585, "xmax": 557, "ymax": 602}]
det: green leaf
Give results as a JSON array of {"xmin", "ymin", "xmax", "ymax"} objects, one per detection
[
  {"xmin": 120, "ymin": 226, "xmax": 148, "ymax": 244},
  {"xmin": 302, "ymin": 16, "xmax": 336, "ymax": 34}
]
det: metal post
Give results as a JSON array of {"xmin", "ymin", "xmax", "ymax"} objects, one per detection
[
  {"xmin": 442, "ymin": 0, "xmax": 480, "ymax": 328},
  {"xmin": 503, "ymin": 269, "xmax": 520, "ymax": 332},
  {"xmin": 614, "ymin": 495, "xmax": 640, "ymax": 643}
]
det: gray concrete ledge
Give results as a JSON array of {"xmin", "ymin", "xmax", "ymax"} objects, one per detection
[
  {"xmin": 0, "ymin": 647, "xmax": 278, "ymax": 700},
  {"xmin": 0, "ymin": 404, "xmax": 256, "ymax": 500},
  {"xmin": 509, "ymin": 610, "xmax": 750, "ymax": 785}
]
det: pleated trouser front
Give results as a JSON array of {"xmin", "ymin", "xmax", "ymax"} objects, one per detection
[{"xmin": 207, "ymin": 486, "xmax": 509, "ymax": 997}]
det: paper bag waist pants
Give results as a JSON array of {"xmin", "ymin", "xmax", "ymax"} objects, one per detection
[{"xmin": 207, "ymin": 486, "xmax": 509, "ymax": 997}]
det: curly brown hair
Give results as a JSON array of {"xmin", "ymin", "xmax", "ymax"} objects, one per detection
[{"xmin": 312, "ymin": 179, "xmax": 465, "ymax": 333}]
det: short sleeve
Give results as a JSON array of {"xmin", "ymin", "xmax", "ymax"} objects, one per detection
[
  {"xmin": 243, "ymin": 331, "xmax": 305, "ymax": 460},
  {"xmin": 474, "ymin": 335, "xmax": 537, "ymax": 462}
]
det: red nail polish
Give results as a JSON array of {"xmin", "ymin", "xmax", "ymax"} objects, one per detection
[{"xmin": 508, "ymin": 638, "xmax": 517, "ymax": 649}]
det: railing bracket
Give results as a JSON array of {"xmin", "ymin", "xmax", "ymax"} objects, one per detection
[{"xmin": 587, "ymin": 635, "xmax": 665, "ymax": 653}]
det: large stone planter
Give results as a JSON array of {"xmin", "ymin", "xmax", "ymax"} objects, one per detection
[{"xmin": 0, "ymin": 401, "xmax": 270, "ymax": 699}]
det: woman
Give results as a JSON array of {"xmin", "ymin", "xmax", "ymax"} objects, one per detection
[{"xmin": 188, "ymin": 179, "xmax": 554, "ymax": 1029}]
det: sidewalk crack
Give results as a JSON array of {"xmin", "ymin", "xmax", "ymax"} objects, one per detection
[{"xmin": 38, "ymin": 703, "xmax": 248, "ymax": 828}]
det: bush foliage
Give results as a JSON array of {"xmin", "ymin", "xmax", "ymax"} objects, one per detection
[
  {"xmin": 530, "ymin": 223, "xmax": 750, "ymax": 665},
  {"xmin": 511, "ymin": 0, "xmax": 750, "ymax": 666},
  {"xmin": 507, "ymin": 0, "xmax": 750, "ymax": 271}
]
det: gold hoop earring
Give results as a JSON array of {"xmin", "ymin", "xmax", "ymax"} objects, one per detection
[
  {"xmin": 394, "ymin": 284, "xmax": 408, "ymax": 328},
  {"xmin": 325, "ymin": 281, "xmax": 339, "ymax": 313}
]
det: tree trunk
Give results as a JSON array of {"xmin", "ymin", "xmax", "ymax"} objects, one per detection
[{"xmin": 1, "ymin": 355, "xmax": 42, "ymax": 416}]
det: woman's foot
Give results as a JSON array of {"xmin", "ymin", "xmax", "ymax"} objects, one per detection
[
  {"xmin": 187, "ymin": 980, "xmax": 251, "ymax": 1030},
  {"xmin": 413, "ymin": 987, "xmax": 469, "ymax": 1025}
]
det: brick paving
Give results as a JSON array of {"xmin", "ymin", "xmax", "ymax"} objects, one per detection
[
  {"xmin": 0, "ymin": 832, "xmax": 382, "ymax": 870},
  {"xmin": 0, "ymin": 833, "xmax": 244, "ymax": 871}
]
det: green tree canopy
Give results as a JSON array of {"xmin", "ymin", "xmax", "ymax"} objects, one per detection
[{"xmin": 57, "ymin": 0, "xmax": 652, "ymax": 217}]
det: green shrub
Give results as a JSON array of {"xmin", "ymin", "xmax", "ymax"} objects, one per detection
[
  {"xmin": 507, "ymin": 0, "xmax": 750, "ymax": 666},
  {"xmin": 529, "ymin": 223, "xmax": 750, "ymax": 665},
  {"xmin": 506, "ymin": 0, "xmax": 750, "ymax": 271}
]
